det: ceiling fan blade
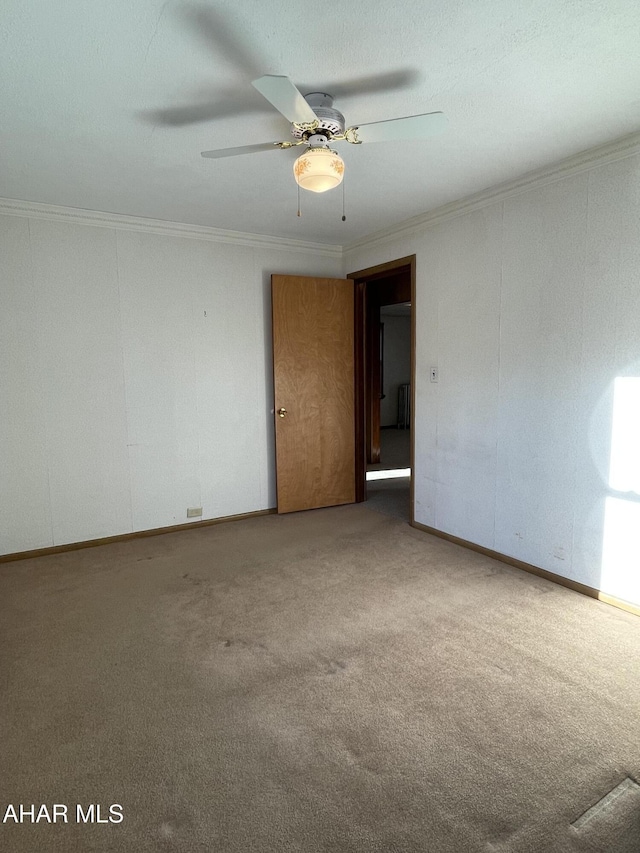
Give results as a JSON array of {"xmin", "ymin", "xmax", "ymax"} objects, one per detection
[
  {"xmin": 348, "ymin": 111, "xmax": 447, "ymax": 144},
  {"xmin": 251, "ymin": 75, "xmax": 317, "ymax": 124},
  {"xmin": 201, "ymin": 142, "xmax": 289, "ymax": 159},
  {"xmin": 303, "ymin": 69, "xmax": 420, "ymax": 101},
  {"xmin": 181, "ymin": 4, "xmax": 264, "ymax": 78},
  {"xmin": 142, "ymin": 92, "xmax": 267, "ymax": 127}
]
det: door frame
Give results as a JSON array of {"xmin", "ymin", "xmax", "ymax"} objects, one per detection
[{"xmin": 347, "ymin": 255, "xmax": 416, "ymax": 523}]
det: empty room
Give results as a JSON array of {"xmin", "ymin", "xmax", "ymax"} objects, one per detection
[{"xmin": 2, "ymin": 1, "xmax": 640, "ymax": 851}]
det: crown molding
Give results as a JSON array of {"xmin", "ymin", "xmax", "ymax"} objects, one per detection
[
  {"xmin": 343, "ymin": 130, "xmax": 640, "ymax": 255},
  {"xmin": 0, "ymin": 197, "xmax": 342, "ymax": 258}
]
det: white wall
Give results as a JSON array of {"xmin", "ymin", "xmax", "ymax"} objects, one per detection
[
  {"xmin": 345, "ymin": 153, "xmax": 640, "ymax": 607},
  {"xmin": 380, "ymin": 313, "xmax": 411, "ymax": 427},
  {"xmin": 0, "ymin": 214, "xmax": 341, "ymax": 554},
  {"xmin": 4, "ymin": 147, "xmax": 640, "ymax": 608}
]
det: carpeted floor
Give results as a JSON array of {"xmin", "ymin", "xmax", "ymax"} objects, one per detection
[
  {"xmin": 1, "ymin": 504, "xmax": 640, "ymax": 852},
  {"xmin": 366, "ymin": 428, "xmax": 412, "ymax": 520},
  {"xmin": 365, "ymin": 476, "xmax": 411, "ymax": 521}
]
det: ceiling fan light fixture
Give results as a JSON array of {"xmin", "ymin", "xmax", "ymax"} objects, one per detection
[{"xmin": 293, "ymin": 146, "xmax": 344, "ymax": 193}]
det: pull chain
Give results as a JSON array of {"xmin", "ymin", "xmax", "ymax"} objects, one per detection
[
  {"xmin": 341, "ymin": 171, "xmax": 346, "ymax": 222},
  {"xmin": 297, "ymin": 182, "xmax": 301, "ymax": 217}
]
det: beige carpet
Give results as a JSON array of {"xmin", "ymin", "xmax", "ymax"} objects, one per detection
[
  {"xmin": 366, "ymin": 476, "xmax": 411, "ymax": 520},
  {"xmin": 1, "ymin": 504, "xmax": 640, "ymax": 852}
]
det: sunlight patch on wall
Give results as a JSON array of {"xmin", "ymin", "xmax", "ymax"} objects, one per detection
[
  {"xmin": 601, "ymin": 377, "xmax": 640, "ymax": 605},
  {"xmin": 601, "ymin": 496, "xmax": 640, "ymax": 604},
  {"xmin": 608, "ymin": 377, "xmax": 640, "ymax": 495}
]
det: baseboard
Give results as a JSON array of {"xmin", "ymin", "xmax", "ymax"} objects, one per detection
[
  {"xmin": 410, "ymin": 520, "xmax": 640, "ymax": 619},
  {"xmin": 596, "ymin": 592, "xmax": 640, "ymax": 618},
  {"xmin": 0, "ymin": 508, "xmax": 277, "ymax": 564}
]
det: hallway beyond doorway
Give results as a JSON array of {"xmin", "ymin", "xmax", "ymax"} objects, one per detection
[
  {"xmin": 367, "ymin": 428, "xmax": 410, "ymax": 472},
  {"xmin": 366, "ymin": 428, "xmax": 411, "ymax": 520}
]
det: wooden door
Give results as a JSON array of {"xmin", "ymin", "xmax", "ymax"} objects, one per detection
[{"xmin": 272, "ymin": 274, "xmax": 355, "ymax": 513}]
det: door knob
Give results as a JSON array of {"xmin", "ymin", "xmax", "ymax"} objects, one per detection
[{"xmin": 277, "ymin": 407, "xmax": 287, "ymax": 418}]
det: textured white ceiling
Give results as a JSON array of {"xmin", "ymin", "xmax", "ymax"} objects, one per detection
[{"xmin": 2, "ymin": 0, "xmax": 640, "ymax": 245}]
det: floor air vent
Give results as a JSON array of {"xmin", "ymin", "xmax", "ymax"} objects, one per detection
[{"xmin": 571, "ymin": 776, "xmax": 640, "ymax": 852}]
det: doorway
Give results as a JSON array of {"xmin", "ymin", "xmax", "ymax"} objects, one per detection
[{"xmin": 349, "ymin": 256, "xmax": 416, "ymax": 523}]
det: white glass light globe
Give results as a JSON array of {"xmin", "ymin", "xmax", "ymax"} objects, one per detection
[{"xmin": 293, "ymin": 147, "xmax": 345, "ymax": 193}]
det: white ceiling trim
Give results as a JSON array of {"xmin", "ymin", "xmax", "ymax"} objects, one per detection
[
  {"xmin": 0, "ymin": 197, "xmax": 343, "ymax": 258},
  {"xmin": 344, "ymin": 130, "xmax": 640, "ymax": 255}
]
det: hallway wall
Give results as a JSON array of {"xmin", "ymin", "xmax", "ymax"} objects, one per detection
[{"xmin": 380, "ymin": 312, "xmax": 411, "ymax": 428}]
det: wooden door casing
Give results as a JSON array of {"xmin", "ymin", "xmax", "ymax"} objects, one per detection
[{"xmin": 349, "ymin": 255, "xmax": 416, "ymax": 511}]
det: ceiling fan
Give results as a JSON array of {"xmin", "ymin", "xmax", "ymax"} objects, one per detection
[{"xmin": 201, "ymin": 75, "xmax": 446, "ymax": 194}]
